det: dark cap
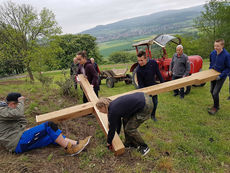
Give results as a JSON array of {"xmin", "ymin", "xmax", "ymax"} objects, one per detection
[{"xmin": 6, "ymin": 92, "xmax": 21, "ymax": 102}]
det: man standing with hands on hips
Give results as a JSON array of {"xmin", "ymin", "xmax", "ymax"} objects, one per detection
[{"xmin": 169, "ymin": 45, "xmax": 190, "ymax": 99}]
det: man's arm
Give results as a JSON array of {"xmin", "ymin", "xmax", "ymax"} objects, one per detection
[
  {"xmin": 0, "ymin": 101, "xmax": 25, "ymax": 120},
  {"xmin": 209, "ymin": 52, "xmax": 214, "ymax": 69},
  {"xmin": 136, "ymin": 70, "xmax": 145, "ymax": 88},
  {"xmin": 219, "ymin": 54, "xmax": 230, "ymax": 79},
  {"xmin": 155, "ymin": 61, "xmax": 164, "ymax": 83}
]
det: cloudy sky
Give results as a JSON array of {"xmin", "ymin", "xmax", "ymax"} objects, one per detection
[{"xmin": 0, "ymin": 0, "xmax": 207, "ymax": 34}]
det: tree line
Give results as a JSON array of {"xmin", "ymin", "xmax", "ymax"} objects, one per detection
[
  {"xmin": 0, "ymin": 1, "xmax": 101, "ymax": 80},
  {"xmin": 0, "ymin": 0, "xmax": 229, "ymax": 78}
]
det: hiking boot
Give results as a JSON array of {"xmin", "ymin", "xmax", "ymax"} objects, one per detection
[
  {"xmin": 79, "ymin": 136, "xmax": 92, "ymax": 146},
  {"xmin": 208, "ymin": 107, "xmax": 218, "ymax": 115},
  {"xmin": 65, "ymin": 136, "xmax": 91, "ymax": 156},
  {"xmin": 138, "ymin": 146, "xmax": 150, "ymax": 156},
  {"xmin": 180, "ymin": 95, "xmax": 184, "ymax": 99}
]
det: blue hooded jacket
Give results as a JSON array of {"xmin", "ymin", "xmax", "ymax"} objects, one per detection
[{"xmin": 209, "ymin": 48, "xmax": 230, "ymax": 79}]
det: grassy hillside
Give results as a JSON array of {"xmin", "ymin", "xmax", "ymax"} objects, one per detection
[{"xmin": 0, "ymin": 61, "xmax": 229, "ymax": 172}]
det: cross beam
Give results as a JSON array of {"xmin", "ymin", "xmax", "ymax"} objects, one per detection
[{"xmin": 36, "ymin": 69, "xmax": 220, "ymax": 155}]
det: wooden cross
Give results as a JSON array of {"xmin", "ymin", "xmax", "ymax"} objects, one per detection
[{"xmin": 36, "ymin": 69, "xmax": 219, "ymax": 155}]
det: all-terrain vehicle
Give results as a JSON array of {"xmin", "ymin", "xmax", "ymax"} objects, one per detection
[{"xmin": 130, "ymin": 34, "xmax": 205, "ymax": 94}]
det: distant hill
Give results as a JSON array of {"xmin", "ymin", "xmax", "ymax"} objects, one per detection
[{"xmin": 81, "ymin": 5, "xmax": 204, "ymax": 42}]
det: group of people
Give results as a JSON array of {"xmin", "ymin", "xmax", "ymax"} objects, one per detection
[
  {"xmin": 70, "ymin": 51, "xmax": 100, "ymax": 103},
  {"xmin": 0, "ymin": 39, "xmax": 230, "ymax": 157}
]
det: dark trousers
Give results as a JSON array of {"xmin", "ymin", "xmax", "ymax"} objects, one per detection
[
  {"xmin": 210, "ymin": 78, "xmax": 226, "ymax": 109},
  {"xmin": 83, "ymin": 86, "xmax": 99, "ymax": 103},
  {"xmin": 151, "ymin": 95, "xmax": 158, "ymax": 117},
  {"xmin": 172, "ymin": 76, "xmax": 184, "ymax": 97},
  {"xmin": 122, "ymin": 94, "xmax": 153, "ymax": 147}
]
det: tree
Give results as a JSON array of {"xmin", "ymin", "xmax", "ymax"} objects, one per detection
[
  {"xmin": 194, "ymin": 0, "xmax": 230, "ymax": 53},
  {"xmin": 0, "ymin": 1, "xmax": 61, "ymax": 80},
  {"xmin": 109, "ymin": 51, "xmax": 134, "ymax": 64},
  {"xmin": 55, "ymin": 34, "xmax": 102, "ymax": 69}
]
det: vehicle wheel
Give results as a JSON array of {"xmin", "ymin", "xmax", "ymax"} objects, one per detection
[
  {"xmin": 132, "ymin": 68, "xmax": 139, "ymax": 89},
  {"xmin": 106, "ymin": 77, "xmax": 114, "ymax": 88},
  {"xmin": 184, "ymin": 85, "xmax": 191, "ymax": 95},
  {"xmin": 125, "ymin": 74, "xmax": 132, "ymax": 85}
]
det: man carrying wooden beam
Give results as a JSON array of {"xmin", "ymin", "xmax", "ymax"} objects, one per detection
[
  {"xmin": 136, "ymin": 50, "xmax": 164, "ymax": 121},
  {"xmin": 36, "ymin": 69, "xmax": 220, "ymax": 155},
  {"xmin": 208, "ymin": 39, "xmax": 230, "ymax": 115},
  {"xmin": 96, "ymin": 92, "xmax": 153, "ymax": 156}
]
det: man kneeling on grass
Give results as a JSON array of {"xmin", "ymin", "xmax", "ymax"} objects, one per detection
[
  {"xmin": 0, "ymin": 92, "xmax": 91, "ymax": 156},
  {"xmin": 96, "ymin": 92, "xmax": 153, "ymax": 156}
]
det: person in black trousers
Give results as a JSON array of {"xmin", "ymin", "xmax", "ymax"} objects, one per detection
[{"xmin": 136, "ymin": 50, "xmax": 164, "ymax": 121}]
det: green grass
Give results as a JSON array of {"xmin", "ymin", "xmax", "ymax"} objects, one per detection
[
  {"xmin": 98, "ymin": 35, "xmax": 154, "ymax": 58},
  {"xmin": 0, "ymin": 61, "xmax": 229, "ymax": 172}
]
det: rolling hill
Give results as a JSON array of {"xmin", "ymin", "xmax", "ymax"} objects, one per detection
[{"xmin": 81, "ymin": 5, "xmax": 204, "ymax": 43}]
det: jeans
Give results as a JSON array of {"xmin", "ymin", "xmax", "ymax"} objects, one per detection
[{"xmin": 210, "ymin": 78, "xmax": 226, "ymax": 109}]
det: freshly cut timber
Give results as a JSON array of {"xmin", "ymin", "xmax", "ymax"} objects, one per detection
[{"xmin": 36, "ymin": 69, "xmax": 220, "ymax": 155}]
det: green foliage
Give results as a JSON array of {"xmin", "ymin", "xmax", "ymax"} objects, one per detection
[
  {"xmin": 108, "ymin": 51, "xmax": 136, "ymax": 63},
  {"xmin": 194, "ymin": 0, "xmax": 230, "ymax": 54},
  {"xmin": 0, "ymin": 1, "xmax": 61, "ymax": 79},
  {"xmin": 35, "ymin": 73, "xmax": 53, "ymax": 88},
  {"xmin": 55, "ymin": 70, "xmax": 76, "ymax": 96},
  {"xmin": 54, "ymin": 34, "xmax": 102, "ymax": 69}
]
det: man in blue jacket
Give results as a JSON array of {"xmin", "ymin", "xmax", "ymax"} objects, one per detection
[
  {"xmin": 208, "ymin": 39, "xmax": 230, "ymax": 115},
  {"xmin": 136, "ymin": 50, "xmax": 164, "ymax": 121}
]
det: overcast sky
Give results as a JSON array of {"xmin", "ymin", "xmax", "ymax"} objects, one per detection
[{"xmin": 0, "ymin": 0, "xmax": 207, "ymax": 34}]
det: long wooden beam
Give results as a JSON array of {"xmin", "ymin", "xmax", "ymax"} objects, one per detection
[
  {"xmin": 77, "ymin": 75, "xmax": 125, "ymax": 155},
  {"xmin": 36, "ymin": 69, "xmax": 220, "ymax": 155},
  {"xmin": 36, "ymin": 69, "xmax": 219, "ymax": 123}
]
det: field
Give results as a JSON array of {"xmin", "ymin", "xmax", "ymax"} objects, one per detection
[
  {"xmin": 98, "ymin": 35, "xmax": 154, "ymax": 58},
  {"xmin": 0, "ymin": 61, "xmax": 230, "ymax": 173}
]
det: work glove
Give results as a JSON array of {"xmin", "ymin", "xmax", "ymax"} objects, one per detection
[{"xmin": 216, "ymin": 76, "xmax": 221, "ymax": 80}]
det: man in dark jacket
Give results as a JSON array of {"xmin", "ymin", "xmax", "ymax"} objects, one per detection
[
  {"xmin": 96, "ymin": 92, "xmax": 153, "ymax": 156},
  {"xmin": 136, "ymin": 50, "xmax": 164, "ymax": 121},
  {"xmin": 169, "ymin": 45, "xmax": 190, "ymax": 99},
  {"xmin": 77, "ymin": 51, "xmax": 99, "ymax": 103},
  {"xmin": 208, "ymin": 39, "xmax": 230, "ymax": 114},
  {"xmin": 70, "ymin": 57, "xmax": 79, "ymax": 89}
]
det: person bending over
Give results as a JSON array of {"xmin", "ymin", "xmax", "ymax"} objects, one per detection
[{"xmin": 96, "ymin": 92, "xmax": 153, "ymax": 156}]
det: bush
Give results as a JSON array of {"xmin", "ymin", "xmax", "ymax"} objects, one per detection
[
  {"xmin": 35, "ymin": 73, "xmax": 53, "ymax": 87},
  {"xmin": 55, "ymin": 70, "xmax": 77, "ymax": 96}
]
